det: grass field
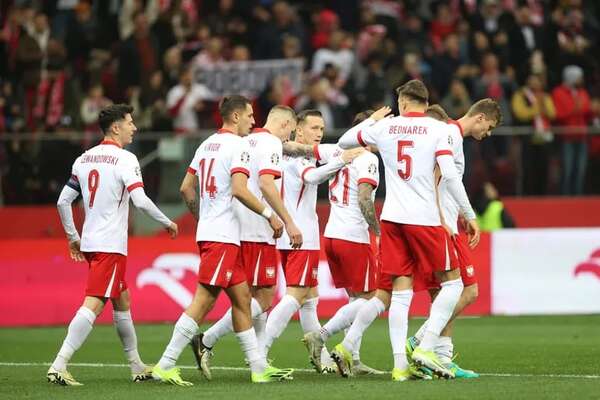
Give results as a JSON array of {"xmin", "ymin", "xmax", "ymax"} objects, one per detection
[{"xmin": 1, "ymin": 316, "xmax": 599, "ymax": 400}]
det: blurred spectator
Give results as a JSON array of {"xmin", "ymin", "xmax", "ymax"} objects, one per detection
[
  {"xmin": 254, "ymin": 1, "xmax": 306, "ymax": 59},
  {"xmin": 257, "ymin": 75, "xmax": 296, "ymax": 124},
  {"xmin": 311, "ymin": 9, "xmax": 340, "ymax": 50},
  {"xmin": 166, "ymin": 66, "xmax": 216, "ymax": 134},
  {"xmin": 441, "ymin": 79, "xmax": 473, "ymax": 120},
  {"xmin": 431, "ymin": 33, "xmax": 475, "ymax": 97},
  {"xmin": 295, "ymin": 77, "xmax": 345, "ymax": 129},
  {"xmin": 552, "ymin": 65, "xmax": 591, "ymax": 195},
  {"xmin": 361, "ymin": 52, "xmax": 388, "ymax": 110},
  {"xmin": 356, "ymin": 24, "xmax": 386, "ymax": 63},
  {"xmin": 429, "ymin": 3, "xmax": 458, "ymax": 51},
  {"xmin": 119, "ymin": 0, "xmax": 159, "ymax": 40},
  {"xmin": 398, "ymin": 13, "xmax": 430, "ymax": 56},
  {"xmin": 475, "ymin": 181, "xmax": 516, "ymax": 232},
  {"xmin": 163, "ymin": 46, "xmax": 183, "ymax": 88},
  {"xmin": 512, "ymin": 74, "xmax": 556, "ymax": 195},
  {"xmin": 589, "ymin": 97, "xmax": 600, "ymax": 194},
  {"xmin": 281, "ymin": 34, "xmax": 303, "ymax": 59},
  {"xmin": 231, "ymin": 44, "xmax": 250, "ymax": 62},
  {"xmin": 192, "ymin": 36, "xmax": 225, "ymax": 69},
  {"xmin": 80, "ymin": 84, "xmax": 112, "ymax": 131},
  {"xmin": 64, "ymin": 2, "xmax": 98, "ymax": 81},
  {"xmin": 311, "ymin": 30, "xmax": 354, "ymax": 85},
  {"xmin": 33, "ymin": 38, "xmax": 67, "ymax": 130},
  {"xmin": 507, "ymin": 3, "xmax": 542, "ymax": 70},
  {"xmin": 474, "ymin": 52, "xmax": 515, "ymax": 126},
  {"xmin": 141, "ymin": 71, "xmax": 171, "ymax": 131}
]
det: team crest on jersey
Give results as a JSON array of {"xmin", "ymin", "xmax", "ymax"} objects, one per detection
[
  {"xmin": 240, "ymin": 151, "xmax": 250, "ymax": 163},
  {"xmin": 466, "ymin": 265, "xmax": 474, "ymax": 277},
  {"xmin": 225, "ymin": 270, "xmax": 233, "ymax": 282},
  {"xmin": 271, "ymin": 153, "xmax": 280, "ymax": 165},
  {"xmin": 448, "ymin": 135, "xmax": 454, "ymax": 146},
  {"xmin": 311, "ymin": 267, "xmax": 318, "ymax": 279},
  {"xmin": 368, "ymin": 163, "xmax": 377, "ymax": 175},
  {"xmin": 135, "ymin": 166, "xmax": 141, "ymax": 177},
  {"xmin": 265, "ymin": 266, "xmax": 276, "ymax": 278}
]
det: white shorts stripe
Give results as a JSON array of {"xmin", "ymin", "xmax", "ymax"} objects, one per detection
[
  {"xmin": 444, "ymin": 236, "xmax": 451, "ymax": 271},
  {"xmin": 252, "ymin": 250, "xmax": 262, "ymax": 286},
  {"xmin": 299, "ymin": 256, "xmax": 310, "ymax": 286},
  {"xmin": 363, "ymin": 259, "xmax": 370, "ymax": 292},
  {"xmin": 103, "ymin": 264, "xmax": 117, "ymax": 298},
  {"xmin": 209, "ymin": 252, "xmax": 227, "ymax": 286}
]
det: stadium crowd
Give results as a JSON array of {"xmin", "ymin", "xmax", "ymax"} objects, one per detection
[{"xmin": 1, "ymin": 0, "xmax": 600, "ymax": 204}]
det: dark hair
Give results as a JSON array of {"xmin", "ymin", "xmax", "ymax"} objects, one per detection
[
  {"xmin": 467, "ymin": 98, "xmax": 502, "ymax": 126},
  {"xmin": 296, "ymin": 109, "xmax": 323, "ymax": 125},
  {"xmin": 98, "ymin": 104, "xmax": 134, "ymax": 134},
  {"xmin": 395, "ymin": 79, "xmax": 429, "ymax": 104},
  {"xmin": 425, "ymin": 104, "xmax": 449, "ymax": 122},
  {"xmin": 219, "ymin": 95, "xmax": 251, "ymax": 121},
  {"xmin": 352, "ymin": 110, "xmax": 374, "ymax": 126}
]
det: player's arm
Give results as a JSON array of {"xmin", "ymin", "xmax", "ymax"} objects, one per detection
[
  {"xmin": 56, "ymin": 179, "xmax": 84, "ymax": 262},
  {"xmin": 259, "ymin": 174, "xmax": 302, "ymax": 248},
  {"xmin": 436, "ymin": 154, "xmax": 479, "ymax": 248},
  {"xmin": 337, "ymin": 106, "xmax": 391, "ymax": 149},
  {"xmin": 303, "ymin": 148, "xmax": 365, "ymax": 185},
  {"xmin": 232, "ymin": 172, "xmax": 284, "ymax": 239},
  {"xmin": 434, "ymin": 166, "xmax": 453, "ymax": 237},
  {"xmin": 282, "ymin": 142, "xmax": 319, "ymax": 158},
  {"xmin": 358, "ymin": 182, "xmax": 380, "ymax": 237},
  {"xmin": 180, "ymin": 171, "xmax": 199, "ymax": 221},
  {"xmin": 129, "ymin": 187, "xmax": 178, "ymax": 239}
]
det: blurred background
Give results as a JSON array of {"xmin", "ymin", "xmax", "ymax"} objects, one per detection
[{"xmin": 1, "ymin": 0, "xmax": 600, "ymax": 325}]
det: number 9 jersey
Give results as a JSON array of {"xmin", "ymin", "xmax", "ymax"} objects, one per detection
[
  {"xmin": 187, "ymin": 129, "xmax": 252, "ymax": 245},
  {"xmin": 69, "ymin": 140, "xmax": 144, "ymax": 256}
]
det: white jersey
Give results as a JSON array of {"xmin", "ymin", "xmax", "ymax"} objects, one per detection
[
  {"xmin": 439, "ymin": 120, "xmax": 465, "ymax": 234},
  {"xmin": 69, "ymin": 140, "xmax": 143, "ymax": 256},
  {"xmin": 188, "ymin": 129, "xmax": 251, "ymax": 245},
  {"xmin": 235, "ymin": 128, "xmax": 283, "ymax": 244},
  {"xmin": 323, "ymin": 147, "xmax": 379, "ymax": 244},
  {"xmin": 344, "ymin": 112, "xmax": 454, "ymax": 226},
  {"xmin": 276, "ymin": 150, "xmax": 320, "ymax": 250}
]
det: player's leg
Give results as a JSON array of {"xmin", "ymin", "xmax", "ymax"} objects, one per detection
[
  {"xmin": 111, "ymin": 289, "xmax": 152, "ymax": 381},
  {"xmin": 251, "ymin": 285, "xmax": 276, "ymax": 345},
  {"xmin": 48, "ymin": 295, "xmax": 105, "ymax": 386}
]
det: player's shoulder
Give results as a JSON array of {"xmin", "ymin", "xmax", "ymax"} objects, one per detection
[
  {"xmin": 118, "ymin": 148, "xmax": 139, "ymax": 164},
  {"xmin": 357, "ymin": 150, "xmax": 379, "ymax": 164}
]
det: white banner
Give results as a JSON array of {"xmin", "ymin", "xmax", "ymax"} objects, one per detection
[
  {"xmin": 492, "ymin": 228, "xmax": 600, "ymax": 315},
  {"xmin": 193, "ymin": 59, "xmax": 305, "ymax": 99}
]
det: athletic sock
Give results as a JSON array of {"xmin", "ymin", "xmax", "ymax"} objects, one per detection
[
  {"xmin": 113, "ymin": 310, "xmax": 145, "ymax": 374},
  {"xmin": 389, "ymin": 290, "xmax": 413, "ymax": 370},
  {"xmin": 236, "ymin": 328, "xmax": 266, "ymax": 374},
  {"xmin": 51, "ymin": 307, "xmax": 96, "ymax": 371},
  {"xmin": 419, "ymin": 278, "xmax": 463, "ymax": 351},
  {"xmin": 320, "ymin": 298, "xmax": 367, "ymax": 342},
  {"xmin": 261, "ymin": 295, "xmax": 300, "ymax": 356},
  {"xmin": 414, "ymin": 318, "xmax": 429, "ymax": 344},
  {"xmin": 299, "ymin": 297, "xmax": 320, "ymax": 333},
  {"xmin": 253, "ymin": 311, "xmax": 268, "ymax": 347},
  {"xmin": 203, "ymin": 298, "xmax": 264, "ymax": 349},
  {"xmin": 341, "ymin": 296, "xmax": 385, "ymax": 353},
  {"xmin": 435, "ymin": 336, "xmax": 454, "ymax": 364},
  {"xmin": 157, "ymin": 313, "xmax": 198, "ymax": 370}
]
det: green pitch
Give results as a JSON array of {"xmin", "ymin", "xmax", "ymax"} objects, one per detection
[{"xmin": 1, "ymin": 316, "xmax": 599, "ymax": 400}]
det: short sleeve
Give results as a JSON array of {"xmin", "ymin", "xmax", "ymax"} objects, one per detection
[
  {"xmin": 230, "ymin": 139, "xmax": 251, "ymax": 177},
  {"xmin": 298, "ymin": 157, "xmax": 316, "ymax": 182},
  {"xmin": 66, "ymin": 157, "xmax": 81, "ymax": 192},
  {"xmin": 120, "ymin": 154, "xmax": 144, "ymax": 192},
  {"xmin": 315, "ymin": 144, "xmax": 340, "ymax": 164},
  {"xmin": 187, "ymin": 148, "xmax": 201, "ymax": 176},
  {"xmin": 434, "ymin": 126, "xmax": 454, "ymax": 158},
  {"xmin": 356, "ymin": 154, "xmax": 380, "ymax": 188},
  {"xmin": 258, "ymin": 138, "xmax": 283, "ymax": 178}
]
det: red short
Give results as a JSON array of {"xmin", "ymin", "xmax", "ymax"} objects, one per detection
[
  {"xmin": 84, "ymin": 252, "xmax": 128, "ymax": 299},
  {"xmin": 240, "ymin": 241, "xmax": 279, "ymax": 287},
  {"xmin": 280, "ymin": 249, "xmax": 320, "ymax": 287},
  {"xmin": 378, "ymin": 221, "xmax": 458, "ymax": 290},
  {"xmin": 197, "ymin": 242, "xmax": 247, "ymax": 288},
  {"xmin": 412, "ymin": 234, "xmax": 477, "ymax": 291},
  {"xmin": 324, "ymin": 238, "xmax": 378, "ymax": 293}
]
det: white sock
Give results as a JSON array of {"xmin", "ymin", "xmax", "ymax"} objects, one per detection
[
  {"xmin": 51, "ymin": 307, "xmax": 96, "ymax": 371},
  {"xmin": 203, "ymin": 298, "xmax": 264, "ymax": 348},
  {"xmin": 236, "ymin": 328, "xmax": 266, "ymax": 374},
  {"xmin": 414, "ymin": 318, "xmax": 429, "ymax": 344},
  {"xmin": 389, "ymin": 290, "xmax": 413, "ymax": 370},
  {"xmin": 157, "ymin": 313, "xmax": 198, "ymax": 370},
  {"xmin": 320, "ymin": 298, "xmax": 367, "ymax": 342},
  {"xmin": 113, "ymin": 310, "xmax": 145, "ymax": 373},
  {"xmin": 341, "ymin": 297, "xmax": 385, "ymax": 353},
  {"xmin": 435, "ymin": 336, "xmax": 454, "ymax": 364},
  {"xmin": 262, "ymin": 295, "xmax": 300, "ymax": 356},
  {"xmin": 299, "ymin": 297, "xmax": 320, "ymax": 333},
  {"xmin": 253, "ymin": 311, "xmax": 268, "ymax": 347},
  {"xmin": 419, "ymin": 279, "xmax": 463, "ymax": 351}
]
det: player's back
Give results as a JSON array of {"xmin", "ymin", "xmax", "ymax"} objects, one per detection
[
  {"xmin": 364, "ymin": 112, "xmax": 451, "ymax": 226},
  {"xmin": 323, "ymin": 147, "xmax": 379, "ymax": 244},
  {"xmin": 189, "ymin": 129, "xmax": 250, "ymax": 245},
  {"xmin": 73, "ymin": 140, "xmax": 142, "ymax": 255},
  {"xmin": 235, "ymin": 129, "xmax": 282, "ymax": 244}
]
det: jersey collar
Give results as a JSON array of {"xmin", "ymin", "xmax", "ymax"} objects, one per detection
[
  {"xmin": 448, "ymin": 119, "xmax": 465, "ymax": 137},
  {"xmin": 217, "ymin": 128, "xmax": 235, "ymax": 134},
  {"xmin": 402, "ymin": 111, "xmax": 427, "ymax": 117},
  {"xmin": 100, "ymin": 140, "xmax": 122, "ymax": 148},
  {"xmin": 252, "ymin": 127, "xmax": 271, "ymax": 134}
]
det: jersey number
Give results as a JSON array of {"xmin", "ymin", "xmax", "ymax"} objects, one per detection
[
  {"xmin": 397, "ymin": 140, "xmax": 413, "ymax": 180},
  {"xmin": 88, "ymin": 169, "xmax": 99, "ymax": 208},
  {"xmin": 329, "ymin": 167, "xmax": 350, "ymax": 206},
  {"xmin": 199, "ymin": 158, "xmax": 218, "ymax": 199}
]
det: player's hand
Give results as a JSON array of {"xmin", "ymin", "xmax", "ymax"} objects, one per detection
[
  {"xmin": 69, "ymin": 240, "xmax": 85, "ymax": 262},
  {"xmin": 371, "ymin": 105, "xmax": 392, "ymax": 121},
  {"xmin": 166, "ymin": 222, "xmax": 179, "ymax": 239},
  {"xmin": 341, "ymin": 147, "xmax": 365, "ymax": 163},
  {"xmin": 269, "ymin": 215, "xmax": 284, "ymax": 239},
  {"xmin": 285, "ymin": 221, "xmax": 303, "ymax": 249},
  {"xmin": 465, "ymin": 219, "xmax": 480, "ymax": 249}
]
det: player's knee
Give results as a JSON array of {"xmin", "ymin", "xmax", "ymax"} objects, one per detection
[{"xmin": 464, "ymin": 284, "xmax": 478, "ymax": 305}]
